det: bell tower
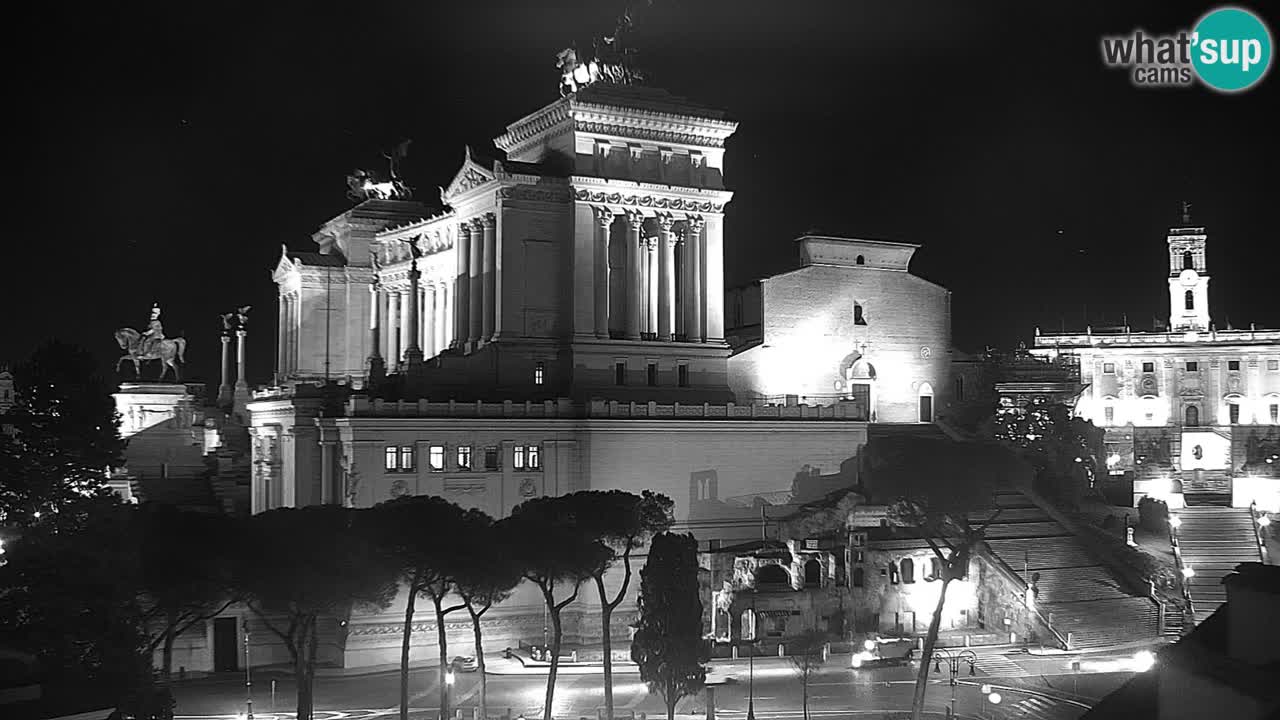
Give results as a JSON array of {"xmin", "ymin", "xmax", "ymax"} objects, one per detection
[{"xmin": 1167, "ymin": 202, "xmax": 1210, "ymax": 332}]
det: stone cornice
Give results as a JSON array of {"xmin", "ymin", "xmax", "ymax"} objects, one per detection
[
  {"xmin": 494, "ymin": 101, "xmax": 573, "ymax": 154},
  {"xmin": 571, "ymin": 176, "xmax": 732, "ymax": 215}
]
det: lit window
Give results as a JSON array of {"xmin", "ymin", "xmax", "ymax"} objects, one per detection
[
  {"xmin": 385, "ymin": 446, "xmax": 398, "ymax": 471},
  {"xmin": 484, "ymin": 447, "xmax": 499, "ymax": 470},
  {"xmin": 1185, "ymin": 290, "xmax": 1194, "ymax": 311},
  {"xmin": 615, "ymin": 362, "xmax": 626, "ymax": 386},
  {"xmin": 1186, "ymin": 361, "xmax": 1199, "ymax": 372},
  {"xmin": 1228, "ymin": 360, "xmax": 1240, "ymax": 371},
  {"xmin": 527, "ymin": 444, "xmax": 541, "ymax": 469},
  {"xmin": 1142, "ymin": 362, "xmax": 1154, "ymax": 373},
  {"xmin": 1229, "ymin": 404, "xmax": 1240, "ymax": 424},
  {"xmin": 534, "ymin": 362, "xmax": 545, "ymax": 385},
  {"xmin": 457, "ymin": 446, "xmax": 472, "ymax": 470},
  {"xmin": 678, "ymin": 364, "xmax": 689, "ymax": 388},
  {"xmin": 1183, "ymin": 251, "xmax": 1194, "ymax": 270},
  {"xmin": 1271, "ymin": 404, "xmax": 1278, "ymax": 424},
  {"xmin": 1103, "ymin": 363, "xmax": 1115, "ymax": 374},
  {"xmin": 514, "ymin": 445, "xmax": 525, "ymax": 470},
  {"xmin": 647, "ymin": 363, "xmax": 658, "ymax": 386},
  {"xmin": 1104, "ymin": 406, "xmax": 1115, "ymax": 424},
  {"xmin": 429, "ymin": 446, "xmax": 445, "ymax": 471},
  {"xmin": 398, "ymin": 446, "xmax": 415, "ymax": 471}
]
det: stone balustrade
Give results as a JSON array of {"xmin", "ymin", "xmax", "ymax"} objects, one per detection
[
  {"xmin": 1035, "ymin": 327, "xmax": 1280, "ymax": 347},
  {"xmin": 341, "ymin": 397, "xmax": 870, "ymax": 421}
]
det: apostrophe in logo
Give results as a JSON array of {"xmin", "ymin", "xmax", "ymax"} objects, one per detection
[{"xmin": 1192, "ymin": 7, "xmax": 1273, "ymax": 92}]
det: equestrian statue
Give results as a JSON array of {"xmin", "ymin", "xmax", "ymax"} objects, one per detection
[{"xmin": 115, "ymin": 303, "xmax": 187, "ymax": 382}]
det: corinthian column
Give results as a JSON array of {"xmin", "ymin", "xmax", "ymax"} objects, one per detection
[
  {"xmin": 468, "ymin": 218, "xmax": 484, "ymax": 345},
  {"xmin": 657, "ymin": 215, "xmax": 676, "ymax": 341},
  {"xmin": 398, "ymin": 287, "xmax": 413, "ymax": 368},
  {"xmin": 646, "ymin": 238, "xmax": 659, "ymax": 337},
  {"xmin": 593, "ymin": 207, "xmax": 613, "ymax": 338},
  {"xmin": 454, "ymin": 223, "xmax": 471, "ymax": 349},
  {"xmin": 686, "ymin": 217, "xmax": 705, "ymax": 342},
  {"xmin": 625, "ymin": 212, "xmax": 643, "ymax": 341},
  {"xmin": 218, "ymin": 332, "xmax": 232, "ymax": 407},
  {"xmin": 404, "ymin": 251, "xmax": 423, "ymax": 369},
  {"xmin": 481, "ymin": 213, "xmax": 497, "ymax": 342},
  {"xmin": 275, "ymin": 296, "xmax": 286, "ymax": 382},
  {"xmin": 366, "ymin": 284, "xmax": 385, "ymax": 386},
  {"xmin": 423, "ymin": 285, "xmax": 436, "ymax": 358},
  {"xmin": 387, "ymin": 290, "xmax": 401, "ymax": 364}
]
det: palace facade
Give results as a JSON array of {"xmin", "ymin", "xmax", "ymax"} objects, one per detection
[
  {"xmin": 1031, "ymin": 218, "xmax": 1280, "ymax": 509},
  {"xmin": 230, "ymin": 82, "xmax": 957, "ymax": 671}
]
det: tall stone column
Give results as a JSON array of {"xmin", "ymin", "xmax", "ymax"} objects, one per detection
[
  {"xmin": 367, "ymin": 284, "xmax": 385, "ymax": 387},
  {"xmin": 276, "ymin": 296, "xmax": 286, "ymax": 382},
  {"xmin": 658, "ymin": 216, "xmax": 676, "ymax": 341},
  {"xmin": 320, "ymin": 440, "xmax": 335, "ymax": 505},
  {"xmin": 468, "ymin": 218, "xmax": 484, "ymax": 345},
  {"xmin": 435, "ymin": 284, "xmax": 447, "ymax": 354},
  {"xmin": 218, "ymin": 333, "xmax": 233, "ymax": 407},
  {"xmin": 625, "ymin": 212, "xmax": 643, "ymax": 340},
  {"xmin": 387, "ymin": 290, "xmax": 401, "ymax": 366},
  {"xmin": 675, "ymin": 236, "xmax": 686, "ymax": 339},
  {"xmin": 454, "ymin": 223, "xmax": 471, "ymax": 349},
  {"xmin": 399, "ymin": 287, "xmax": 414, "ymax": 368},
  {"xmin": 481, "ymin": 213, "xmax": 497, "ymax": 341},
  {"xmin": 233, "ymin": 328, "xmax": 250, "ymax": 420},
  {"xmin": 442, "ymin": 283, "xmax": 452, "ymax": 350},
  {"xmin": 686, "ymin": 217, "xmax": 704, "ymax": 342},
  {"xmin": 646, "ymin": 238, "xmax": 659, "ymax": 337},
  {"xmin": 704, "ymin": 215, "xmax": 726, "ymax": 342},
  {"xmin": 593, "ymin": 207, "xmax": 613, "ymax": 338},
  {"xmin": 286, "ymin": 294, "xmax": 297, "ymax": 373},
  {"xmin": 404, "ymin": 254, "xmax": 423, "ymax": 369},
  {"xmin": 423, "ymin": 285, "xmax": 435, "ymax": 358}
]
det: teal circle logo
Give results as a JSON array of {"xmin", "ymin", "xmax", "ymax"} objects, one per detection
[{"xmin": 1192, "ymin": 7, "xmax": 1272, "ymax": 92}]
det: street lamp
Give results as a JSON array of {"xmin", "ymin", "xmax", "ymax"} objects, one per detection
[
  {"xmin": 747, "ymin": 595, "xmax": 757, "ymax": 720},
  {"xmin": 932, "ymin": 648, "xmax": 976, "ymax": 719},
  {"xmin": 244, "ymin": 628, "xmax": 254, "ymax": 720}
]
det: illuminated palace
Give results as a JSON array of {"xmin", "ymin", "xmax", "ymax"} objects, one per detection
[
  {"xmin": 1032, "ymin": 214, "xmax": 1280, "ymax": 509},
  {"xmin": 236, "ymin": 79, "xmax": 958, "ymax": 670}
]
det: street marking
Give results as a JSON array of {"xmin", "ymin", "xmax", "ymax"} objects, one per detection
[{"xmin": 973, "ymin": 654, "xmax": 1026, "ymax": 677}]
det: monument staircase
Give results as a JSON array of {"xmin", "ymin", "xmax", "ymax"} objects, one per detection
[
  {"xmin": 1170, "ymin": 505, "xmax": 1263, "ymax": 625},
  {"xmin": 1179, "ymin": 469, "xmax": 1234, "ymax": 506},
  {"xmin": 980, "ymin": 491, "xmax": 1161, "ymax": 649}
]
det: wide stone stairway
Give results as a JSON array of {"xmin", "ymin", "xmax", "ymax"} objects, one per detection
[
  {"xmin": 981, "ymin": 491, "xmax": 1161, "ymax": 649},
  {"xmin": 1173, "ymin": 506, "xmax": 1262, "ymax": 625}
]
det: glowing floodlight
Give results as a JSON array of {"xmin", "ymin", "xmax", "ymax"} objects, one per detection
[
  {"xmin": 1182, "ymin": 566, "xmax": 1195, "ymax": 579},
  {"xmin": 1107, "ymin": 453, "xmax": 1122, "ymax": 467},
  {"xmin": 1132, "ymin": 650, "xmax": 1156, "ymax": 672},
  {"xmin": 988, "ymin": 692, "xmax": 1002, "ymax": 705},
  {"xmin": 1169, "ymin": 515, "xmax": 1182, "ymax": 529},
  {"xmin": 864, "ymin": 639, "xmax": 876, "ymax": 651},
  {"xmin": 445, "ymin": 670, "xmax": 456, "ymax": 686},
  {"xmin": 1259, "ymin": 514, "xmax": 1272, "ymax": 528}
]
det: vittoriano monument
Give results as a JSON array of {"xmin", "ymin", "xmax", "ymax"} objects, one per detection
[{"xmin": 115, "ymin": 303, "xmax": 187, "ymax": 382}]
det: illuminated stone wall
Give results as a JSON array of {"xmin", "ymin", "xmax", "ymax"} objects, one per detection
[{"xmin": 728, "ymin": 236, "xmax": 952, "ymax": 422}]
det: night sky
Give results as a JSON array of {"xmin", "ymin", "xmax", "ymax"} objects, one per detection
[{"xmin": 9, "ymin": 1, "xmax": 1279, "ymax": 389}]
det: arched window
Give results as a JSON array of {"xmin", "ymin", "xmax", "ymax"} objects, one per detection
[
  {"xmin": 854, "ymin": 303, "xmax": 867, "ymax": 325},
  {"xmin": 1183, "ymin": 251, "xmax": 1194, "ymax": 270},
  {"xmin": 756, "ymin": 564, "xmax": 789, "ymax": 586},
  {"xmin": 1185, "ymin": 290, "xmax": 1194, "ymax": 310},
  {"xmin": 900, "ymin": 558, "xmax": 915, "ymax": 584},
  {"xmin": 855, "ymin": 255, "xmax": 865, "ymax": 265},
  {"xmin": 1185, "ymin": 405, "xmax": 1200, "ymax": 427},
  {"xmin": 852, "ymin": 567, "xmax": 865, "ymax": 587},
  {"xmin": 804, "ymin": 559, "xmax": 821, "ymax": 587}
]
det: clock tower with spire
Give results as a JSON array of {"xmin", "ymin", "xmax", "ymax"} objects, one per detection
[{"xmin": 1167, "ymin": 201, "xmax": 1211, "ymax": 332}]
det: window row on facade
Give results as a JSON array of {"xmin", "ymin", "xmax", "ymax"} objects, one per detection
[
  {"xmin": 384, "ymin": 443, "xmax": 542, "ymax": 473},
  {"xmin": 614, "ymin": 360, "xmax": 691, "ymax": 387},
  {"xmin": 1100, "ymin": 359, "xmax": 1280, "ymax": 374}
]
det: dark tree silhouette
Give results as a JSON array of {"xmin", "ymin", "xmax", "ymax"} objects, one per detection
[
  {"xmin": 501, "ymin": 496, "xmax": 609, "ymax": 720},
  {"xmin": 234, "ymin": 506, "xmax": 397, "ymax": 720},
  {"xmin": 367, "ymin": 496, "xmax": 475, "ymax": 720},
  {"xmin": 0, "ymin": 341, "xmax": 124, "ymax": 527},
  {"xmin": 631, "ymin": 532, "xmax": 709, "ymax": 720},
  {"xmin": 453, "ymin": 512, "xmax": 523, "ymax": 720},
  {"xmin": 567, "ymin": 490, "xmax": 674, "ymax": 720},
  {"xmin": 859, "ymin": 436, "xmax": 1030, "ymax": 720},
  {"xmin": 787, "ymin": 629, "xmax": 827, "ymax": 720},
  {"xmin": 138, "ymin": 505, "xmax": 241, "ymax": 683}
]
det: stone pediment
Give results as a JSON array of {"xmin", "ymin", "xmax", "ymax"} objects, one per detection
[
  {"xmin": 441, "ymin": 147, "xmax": 495, "ymax": 203},
  {"xmin": 271, "ymin": 245, "xmax": 298, "ymax": 283}
]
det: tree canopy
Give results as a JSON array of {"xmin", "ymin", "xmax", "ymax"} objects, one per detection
[{"xmin": 631, "ymin": 532, "xmax": 708, "ymax": 720}]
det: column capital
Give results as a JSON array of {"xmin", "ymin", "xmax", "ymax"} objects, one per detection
[
  {"xmin": 593, "ymin": 206, "xmax": 616, "ymax": 228},
  {"xmin": 235, "ymin": 329, "xmax": 247, "ymax": 339},
  {"xmin": 656, "ymin": 213, "xmax": 677, "ymax": 232},
  {"xmin": 469, "ymin": 216, "xmax": 486, "ymax": 232},
  {"xmin": 685, "ymin": 215, "xmax": 706, "ymax": 233},
  {"xmin": 480, "ymin": 212, "xmax": 496, "ymax": 229},
  {"xmin": 627, "ymin": 211, "xmax": 645, "ymax": 231}
]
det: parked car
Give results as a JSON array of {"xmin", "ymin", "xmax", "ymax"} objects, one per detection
[
  {"xmin": 850, "ymin": 638, "xmax": 915, "ymax": 669},
  {"xmin": 451, "ymin": 655, "xmax": 479, "ymax": 672}
]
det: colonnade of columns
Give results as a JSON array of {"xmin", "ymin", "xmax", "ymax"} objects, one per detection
[
  {"xmin": 368, "ymin": 278, "xmax": 454, "ymax": 370},
  {"xmin": 594, "ymin": 209, "xmax": 708, "ymax": 342},
  {"xmin": 277, "ymin": 291, "xmax": 300, "ymax": 375}
]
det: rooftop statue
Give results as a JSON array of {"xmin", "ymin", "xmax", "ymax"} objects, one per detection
[
  {"xmin": 346, "ymin": 139, "xmax": 413, "ymax": 202},
  {"xmin": 115, "ymin": 303, "xmax": 187, "ymax": 382},
  {"xmin": 557, "ymin": 1, "xmax": 649, "ymax": 96}
]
